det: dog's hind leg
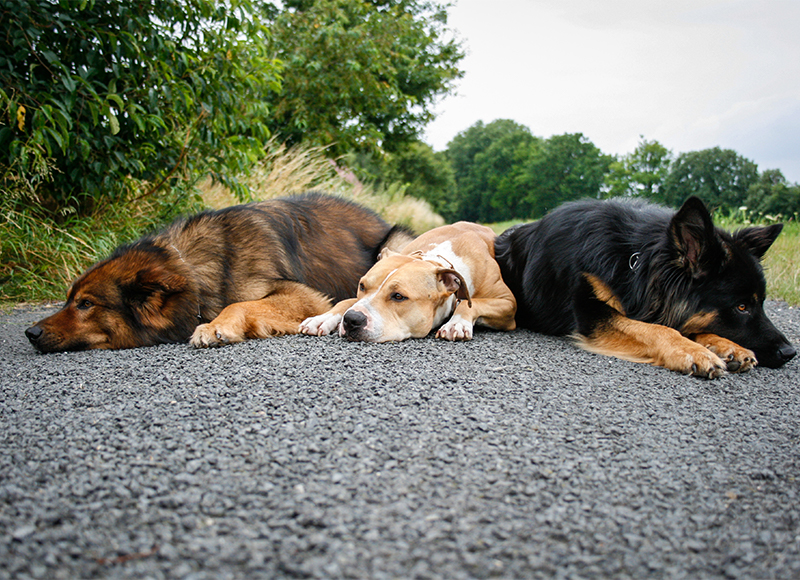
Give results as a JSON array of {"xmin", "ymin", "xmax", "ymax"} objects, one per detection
[
  {"xmin": 190, "ymin": 282, "xmax": 332, "ymax": 348},
  {"xmin": 574, "ymin": 274, "xmax": 728, "ymax": 378}
]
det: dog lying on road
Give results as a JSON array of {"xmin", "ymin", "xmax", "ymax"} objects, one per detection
[
  {"xmin": 25, "ymin": 193, "xmax": 411, "ymax": 352},
  {"xmin": 495, "ymin": 196, "xmax": 796, "ymax": 377},
  {"xmin": 299, "ymin": 221, "xmax": 517, "ymax": 342}
]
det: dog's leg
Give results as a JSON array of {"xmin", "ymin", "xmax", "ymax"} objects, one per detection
[
  {"xmin": 577, "ymin": 317, "xmax": 728, "ymax": 378},
  {"xmin": 575, "ymin": 274, "xmax": 727, "ymax": 378},
  {"xmin": 436, "ymin": 296, "xmax": 517, "ymax": 341},
  {"xmin": 692, "ymin": 333, "xmax": 757, "ymax": 372},
  {"xmin": 299, "ymin": 298, "xmax": 357, "ymax": 336},
  {"xmin": 190, "ymin": 282, "xmax": 332, "ymax": 348}
]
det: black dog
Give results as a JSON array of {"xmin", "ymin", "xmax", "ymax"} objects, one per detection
[{"xmin": 495, "ymin": 196, "xmax": 796, "ymax": 377}]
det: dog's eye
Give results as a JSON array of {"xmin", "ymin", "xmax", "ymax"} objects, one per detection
[
  {"xmin": 736, "ymin": 304, "xmax": 749, "ymax": 314},
  {"xmin": 359, "ymin": 282, "xmax": 366, "ymax": 293},
  {"xmin": 76, "ymin": 299, "xmax": 93, "ymax": 310},
  {"xmin": 390, "ymin": 292, "xmax": 407, "ymax": 302}
]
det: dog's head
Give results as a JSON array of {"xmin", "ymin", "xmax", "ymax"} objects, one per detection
[
  {"xmin": 25, "ymin": 245, "xmax": 193, "ymax": 352},
  {"xmin": 338, "ymin": 251, "xmax": 471, "ymax": 342},
  {"xmin": 670, "ymin": 197, "xmax": 796, "ymax": 368}
]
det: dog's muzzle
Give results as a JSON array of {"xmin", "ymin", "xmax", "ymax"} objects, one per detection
[
  {"xmin": 342, "ymin": 310, "xmax": 369, "ymax": 341},
  {"xmin": 25, "ymin": 325, "xmax": 43, "ymax": 346}
]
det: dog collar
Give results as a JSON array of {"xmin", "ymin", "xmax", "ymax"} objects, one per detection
[{"xmin": 629, "ymin": 252, "xmax": 642, "ymax": 271}]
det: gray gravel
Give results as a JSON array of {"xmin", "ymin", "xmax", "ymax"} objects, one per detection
[{"xmin": 1, "ymin": 302, "xmax": 799, "ymax": 579}]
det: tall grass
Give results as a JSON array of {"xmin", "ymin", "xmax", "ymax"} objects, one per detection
[
  {"xmin": 200, "ymin": 139, "xmax": 444, "ymax": 233},
  {"xmin": 1, "ymin": 141, "xmax": 444, "ymax": 305},
  {"xmin": 0, "ymin": 189, "xmax": 202, "ymax": 303}
]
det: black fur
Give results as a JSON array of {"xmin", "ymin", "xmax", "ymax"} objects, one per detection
[{"xmin": 495, "ymin": 196, "xmax": 796, "ymax": 369}]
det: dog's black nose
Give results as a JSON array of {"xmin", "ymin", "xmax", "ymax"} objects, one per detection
[
  {"xmin": 25, "ymin": 325, "xmax": 43, "ymax": 344},
  {"xmin": 342, "ymin": 310, "xmax": 367, "ymax": 334},
  {"xmin": 779, "ymin": 344, "xmax": 796, "ymax": 364}
]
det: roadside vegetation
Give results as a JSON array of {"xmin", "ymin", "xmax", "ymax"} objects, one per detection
[{"xmin": 2, "ymin": 1, "xmax": 798, "ymax": 307}]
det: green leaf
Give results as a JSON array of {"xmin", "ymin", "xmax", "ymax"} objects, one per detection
[{"xmin": 107, "ymin": 111, "xmax": 120, "ymax": 135}]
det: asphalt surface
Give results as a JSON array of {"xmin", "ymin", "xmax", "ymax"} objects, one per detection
[{"xmin": 1, "ymin": 302, "xmax": 799, "ymax": 579}]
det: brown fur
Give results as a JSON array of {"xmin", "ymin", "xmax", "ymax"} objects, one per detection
[{"xmin": 26, "ymin": 193, "xmax": 413, "ymax": 352}]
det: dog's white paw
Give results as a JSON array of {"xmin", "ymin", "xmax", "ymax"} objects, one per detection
[
  {"xmin": 299, "ymin": 312, "xmax": 343, "ymax": 336},
  {"xmin": 436, "ymin": 315, "xmax": 473, "ymax": 341}
]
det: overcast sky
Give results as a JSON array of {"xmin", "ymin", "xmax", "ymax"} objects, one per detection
[{"xmin": 423, "ymin": 0, "xmax": 800, "ymax": 183}]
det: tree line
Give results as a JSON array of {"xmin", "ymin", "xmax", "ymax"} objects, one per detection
[
  {"xmin": 3, "ymin": 0, "xmax": 797, "ymax": 227},
  {"xmin": 377, "ymin": 119, "xmax": 800, "ymax": 224}
]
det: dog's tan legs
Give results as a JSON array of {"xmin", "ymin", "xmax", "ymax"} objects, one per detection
[
  {"xmin": 190, "ymin": 283, "xmax": 332, "ymax": 348},
  {"xmin": 577, "ymin": 315, "xmax": 728, "ymax": 378},
  {"xmin": 436, "ymin": 296, "xmax": 517, "ymax": 341}
]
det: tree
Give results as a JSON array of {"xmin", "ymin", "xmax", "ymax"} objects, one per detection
[
  {"xmin": 662, "ymin": 147, "xmax": 758, "ymax": 210},
  {"xmin": 517, "ymin": 133, "xmax": 612, "ymax": 218},
  {"xmin": 266, "ymin": 0, "xmax": 464, "ymax": 156},
  {"xmin": 1, "ymin": 0, "xmax": 282, "ymax": 218},
  {"xmin": 445, "ymin": 119, "xmax": 537, "ymax": 222},
  {"xmin": 745, "ymin": 169, "xmax": 800, "ymax": 218},
  {"xmin": 383, "ymin": 141, "xmax": 456, "ymax": 218},
  {"xmin": 604, "ymin": 137, "xmax": 672, "ymax": 201}
]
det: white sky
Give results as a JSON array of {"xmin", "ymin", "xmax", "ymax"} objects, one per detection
[{"xmin": 423, "ymin": 0, "xmax": 800, "ymax": 182}]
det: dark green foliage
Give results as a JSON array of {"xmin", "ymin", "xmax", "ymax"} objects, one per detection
[
  {"xmin": 445, "ymin": 121, "xmax": 610, "ymax": 221},
  {"xmin": 1, "ymin": 0, "xmax": 280, "ymax": 218},
  {"xmin": 745, "ymin": 169, "xmax": 800, "ymax": 218},
  {"xmin": 384, "ymin": 141, "xmax": 457, "ymax": 218},
  {"xmin": 603, "ymin": 138, "xmax": 673, "ymax": 201},
  {"xmin": 266, "ymin": 0, "xmax": 464, "ymax": 157},
  {"xmin": 516, "ymin": 133, "xmax": 612, "ymax": 218},
  {"xmin": 445, "ymin": 120, "xmax": 537, "ymax": 222},
  {"xmin": 662, "ymin": 147, "xmax": 759, "ymax": 210}
]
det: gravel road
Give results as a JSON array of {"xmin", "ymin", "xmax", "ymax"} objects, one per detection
[{"xmin": 1, "ymin": 302, "xmax": 799, "ymax": 579}]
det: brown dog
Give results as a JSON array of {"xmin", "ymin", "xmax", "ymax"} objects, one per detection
[
  {"xmin": 25, "ymin": 193, "xmax": 411, "ymax": 352},
  {"xmin": 299, "ymin": 221, "xmax": 517, "ymax": 342}
]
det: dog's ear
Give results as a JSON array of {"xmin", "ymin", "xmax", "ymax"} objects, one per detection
[
  {"xmin": 121, "ymin": 265, "xmax": 188, "ymax": 317},
  {"xmin": 437, "ymin": 269, "xmax": 472, "ymax": 307},
  {"xmin": 378, "ymin": 248, "xmax": 399, "ymax": 261},
  {"xmin": 734, "ymin": 223, "xmax": 783, "ymax": 260},
  {"xmin": 669, "ymin": 196, "xmax": 722, "ymax": 278}
]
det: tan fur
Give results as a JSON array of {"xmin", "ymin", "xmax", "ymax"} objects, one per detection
[
  {"xmin": 300, "ymin": 221, "xmax": 517, "ymax": 342},
  {"xmin": 577, "ymin": 274, "xmax": 751, "ymax": 377}
]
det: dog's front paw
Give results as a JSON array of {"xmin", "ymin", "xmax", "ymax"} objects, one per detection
[
  {"xmin": 299, "ymin": 312, "xmax": 343, "ymax": 336},
  {"xmin": 665, "ymin": 344, "xmax": 727, "ymax": 379},
  {"xmin": 436, "ymin": 315, "xmax": 473, "ymax": 341},
  {"xmin": 190, "ymin": 322, "xmax": 244, "ymax": 348},
  {"xmin": 694, "ymin": 334, "xmax": 757, "ymax": 373}
]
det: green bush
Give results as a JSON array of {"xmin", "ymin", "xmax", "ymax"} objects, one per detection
[{"xmin": 1, "ymin": 0, "xmax": 280, "ymax": 218}]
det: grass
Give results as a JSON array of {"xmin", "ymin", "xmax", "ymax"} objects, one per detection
[
  {"xmin": 485, "ymin": 217, "xmax": 800, "ymax": 306},
  {"xmin": 1, "ymin": 141, "xmax": 444, "ymax": 306},
  {"xmin": 761, "ymin": 221, "xmax": 800, "ymax": 305},
  {"xmin": 199, "ymin": 139, "xmax": 444, "ymax": 234}
]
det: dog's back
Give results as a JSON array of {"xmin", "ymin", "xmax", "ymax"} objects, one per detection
[{"xmin": 496, "ymin": 198, "xmax": 671, "ymax": 334}]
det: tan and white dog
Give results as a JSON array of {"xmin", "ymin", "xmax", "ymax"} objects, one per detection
[{"xmin": 299, "ymin": 222, "xmax": 517, "ymax": 342}]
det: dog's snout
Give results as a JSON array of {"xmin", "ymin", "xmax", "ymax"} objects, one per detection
[
  {"xmin": 25, "ymin": 325, "xmax": 43, "ymax": 344},
  {"xmin": 779, "ymin": 343, "xmax": 796, "ymax": 365},
  {"xmin": 342, "ymin": 310, "xmax": 368, "ymax": 334}
]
